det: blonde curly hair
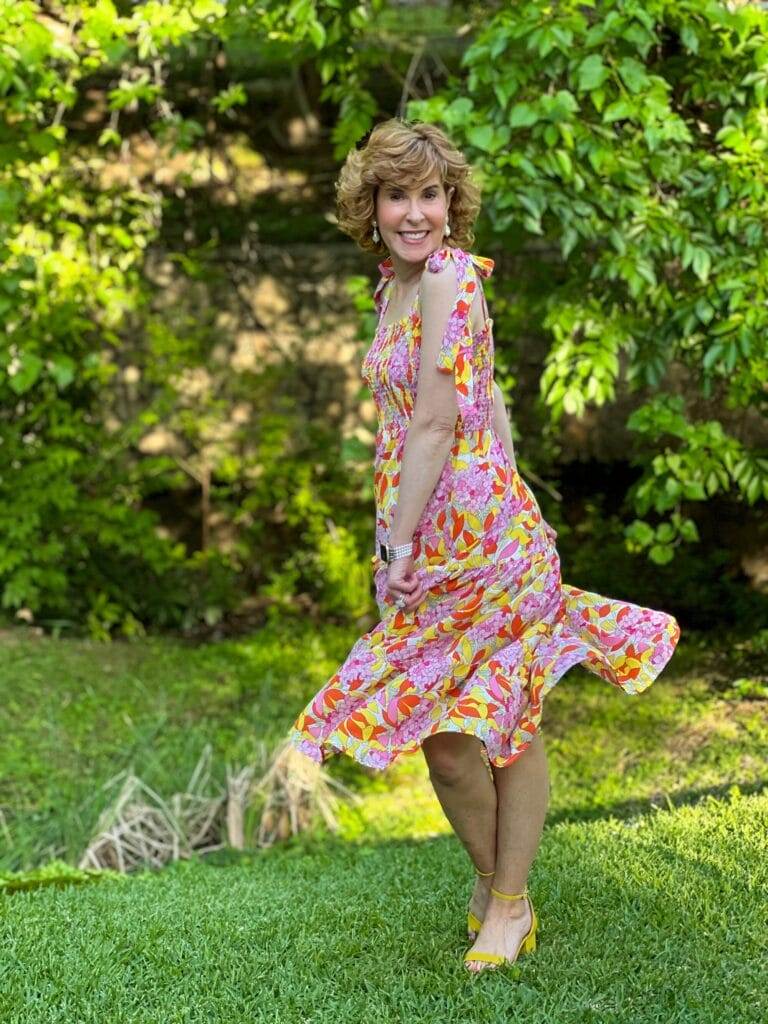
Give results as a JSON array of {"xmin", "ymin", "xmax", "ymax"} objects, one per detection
[{"xmin": 335, "ymin": 119, "xmax": 482, "ymax": 256}]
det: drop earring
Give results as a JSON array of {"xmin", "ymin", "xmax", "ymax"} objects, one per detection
[
  {"xmin": 444, "ymin": 220, "xmax": 451, "ymax": 237},
  {"xmin": 372, "ymin": 221, "xmax": 380, "ymax": 243}
]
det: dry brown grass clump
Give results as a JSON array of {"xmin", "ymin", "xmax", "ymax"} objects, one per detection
[
  {"xmin": 79, "ymin": 739, "xmax": 360, "ymax": 872},
  {"xmin": 250, "ymin": 736, "xmax": 359, "ymax": 847}
]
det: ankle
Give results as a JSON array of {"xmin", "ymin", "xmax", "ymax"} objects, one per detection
[
  {"xmin": 474, "ymin": 875, "xmax": 493, "ymax": 894},
  {"xmin": 490, "ymin": 881, "xmax": 528, "ymax": 898},
  {"xmin": 474, "ymin": 864, "xmax": 495, "ymax": 878},
  {"xmin": 488, "ymin": 887, "xmax": 529, "ymax": 914}
]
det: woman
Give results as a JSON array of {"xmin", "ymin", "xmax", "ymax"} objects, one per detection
[{"xmin": 287, "ymin": 119, "xmax": 680, "ymax": 974}]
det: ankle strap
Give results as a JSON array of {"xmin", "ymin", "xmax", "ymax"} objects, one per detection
[
  {"xmin": 475, "ymin": 867, "xmax": 494, "ymax": 877},
  {"xmin": 491, "ymin": 886, "xmax": 528, "ymax": 900}
]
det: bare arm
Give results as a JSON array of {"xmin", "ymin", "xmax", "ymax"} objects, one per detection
[
  {"xmin": 389, "ymin": 260, "xmax": 461, "ymax": 547},
  {"xmin": 389, "ymin": 425, "xmax": 454, "ymax": 546},
  {"xmin": 492, "ymin": 381, "xmax": 517, "ymax": 472}
]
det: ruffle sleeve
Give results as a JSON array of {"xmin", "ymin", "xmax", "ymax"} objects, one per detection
[
  {"xmin": 425, "ymin": 247, "xmax": 494, "ymax": 424},
  {"xmin": 373, "ymin": 257, "xmax": 395, "ymax": 316}
]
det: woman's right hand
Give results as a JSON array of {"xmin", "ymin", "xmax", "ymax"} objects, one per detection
[{"xmin": 386, "ymin": 555, "xmax": 426, "ymax": 612}]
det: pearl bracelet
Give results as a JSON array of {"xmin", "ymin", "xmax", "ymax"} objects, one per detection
[{"xmin": 379, "ymin": 540, "xmax": 413, "ymax": 564}]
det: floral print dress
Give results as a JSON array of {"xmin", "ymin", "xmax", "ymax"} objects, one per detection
[{"xmin": 288, "ymin": 245, "xmax": 680, "ymax": 771}]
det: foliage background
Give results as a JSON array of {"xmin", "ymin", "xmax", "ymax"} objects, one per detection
[{"xmin": 1, "ymin": 0, "xmax": 767, "ymax": 639}]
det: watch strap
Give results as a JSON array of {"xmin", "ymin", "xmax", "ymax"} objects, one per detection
[{"xmin": 379, "ymin": 540, "xmax": 413, "ymax": 563}]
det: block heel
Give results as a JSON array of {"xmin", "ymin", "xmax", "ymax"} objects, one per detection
[{"xmin": 463, "ymin": 886, "xmax": 538, "ymax": 973}]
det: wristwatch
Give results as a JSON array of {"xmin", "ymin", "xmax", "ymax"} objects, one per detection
[{"xmin": 379, "ymin": 540, "xmax": 413, "ymax": 564}]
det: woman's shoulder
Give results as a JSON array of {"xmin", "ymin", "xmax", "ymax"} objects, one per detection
[
  {"xmin": 425, "ymin": 245, "xmax": 494, "ymax": 279},
  {"xmin": 373, "ymin": 256, "xmax": 395, "ymax": 314},
  {"xmin": 373, "ymin": 245, "xmax": 494, "ymax": 312}
]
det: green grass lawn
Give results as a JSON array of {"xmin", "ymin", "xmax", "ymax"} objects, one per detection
[
  {"xmin": 1, "ymin": 623, "xmax": 766, "ymax": 1022},
  {"xmin": 1, "ymin": 790, "xmax": 765, "ymax": 1023},
  {"xmin": 0, "ymin": 621, "xmax": 356, "ymax": 870}
]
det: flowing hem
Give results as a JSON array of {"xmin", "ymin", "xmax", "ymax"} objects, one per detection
[{"xmin": 286, "ymin": 607, "xmax": 679, "ymax": 773}]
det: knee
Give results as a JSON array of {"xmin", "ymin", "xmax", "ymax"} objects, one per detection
[{"xmin": 423, "ymin": 736, "xmax": 477, "ymax": 786}]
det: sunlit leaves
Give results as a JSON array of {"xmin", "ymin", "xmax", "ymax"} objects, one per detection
[
  {"xmin": 541, "ymin": 300, "xmax": 626, "ymax": 421},
  {"xmin": 626, "ymin": 395, "xmax": 768, "ymax": 523},
  {"xmin": 210, "ymin": 84, "xmax": 247, "ymax": 114},
  {"xmin": 406, "ymin": 0, "xmax": 768, "ymax": 562},
  {"xmin": 625, "ymin": 511, "xmax": 699, "ymax": 564},
  {"xmin": 0, "ymin": 0, "xmax": 390, "ymax": 629}
]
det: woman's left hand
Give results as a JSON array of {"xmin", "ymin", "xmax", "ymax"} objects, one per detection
[{"xmin": 387, "ymin": 556, "xmax": 425, "ymax": 612}]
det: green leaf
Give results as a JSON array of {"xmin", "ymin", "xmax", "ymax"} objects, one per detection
[
  {"xmin": 617, "ymin": 57, "xmax": 649, "ymax": 93},
  {"xmin": 746, "ymin": 475, "xmax": 762, "ymax": 504},
  {"xmin": 307, "ymin": 19, "xmax": 326, "ymax": 49},
  {"xmin": 447, "ymin": 97, "xmax": 474, "ymax": 122},
  {"xmin": 467, "ymin": 124, "xmax": 495, "ymax": 152},
  {"xmin": 191, "ymin": 0, "xmax": 224, "ymax": 18},
  {"xmin": 655, "ymin": 522, "xmax": 675, "ymax": 543},
  {"xmin": 680, "ymin": 26, "xmax": 699, "ymax": 54},
  {"xmin": 626, "ymin": 519, "xmax": 655, "ymax": 546},
  {"xmin": 691, "ymin": 248, "xmax": 711, "ymax": 283},
  {"xmin": 493, "ymin": 79, "xmax": 518, "ymax": 109},
  {"xmin": 509, "ymin": 103, "xmax": 539, "ymax": 128},
  {"xmin": 679, "ymin": 518, "xmax": 699, "ymax": 542},
  {"xmin": 562, "ymin": 389, "xmax": 583, "ymax": 416},
  {"xmin": 9, "ymin": 353, "xmax": 43, "ymax": 395},
  {"xmin": 554, "ymin": 148, "xmax": 572, "ymax": 179},
  {"xmin": 28, "ymin": 130, "xmax": 58, "ymax": 156},
  {"xmin": 603, "ymin": 98, "xmax": 635, "ymax": 123},
  {"xmin": 608, "ymin": 228, "xmax": 626, "ymax": 255},
  {"xmin": 695, "ymin": 298, "xmax": 714, "ymax": 324},
  {"xmin": 682, "ymin": 480, "xmax": 706, "ymax": 501},
  {"xmin": 543, "ymin": 123, "xmax": 558, "ymax": 146},
  {"xmin": 561, "ymin": 226, "xmax": 578, "ymax": 259},
  {"xmin": 649, "ymin": 544, "xmax": 674, "ymax": 565},
  {"xmin": 577, "ymin": 55, "xmax": 609, "ymax": 92},
  {"xmin": 590, "ymin": 87, "xmax": 606, "ymax": 113},
  {"xmin": 49, "ymin": 357, "xmax": 76, "ymax": 390}
]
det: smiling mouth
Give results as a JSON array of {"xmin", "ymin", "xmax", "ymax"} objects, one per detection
[{"xmin": 399, "ymin": 230, "xmax": 429, "ymax": 241}]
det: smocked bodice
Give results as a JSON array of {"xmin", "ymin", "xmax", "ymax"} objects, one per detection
[{"xmin": 361, "ymin": 246, "xmax": 496, "ymax": 434}]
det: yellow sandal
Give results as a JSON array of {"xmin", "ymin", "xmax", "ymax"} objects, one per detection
[
  {"xmin": 467, "ymin": 866, "xmax": 494, "ymax": 939},
  {"xmin": 464, "ymin": 886, "xmax": 538, "ymax": 972}
]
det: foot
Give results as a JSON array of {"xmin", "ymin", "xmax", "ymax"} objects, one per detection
[
  {"xmin": 464, "ymin": 890, "xmax": 533, "ymax": 973},
  {"xmin": 467, "ymin": 873, "xmax": 493, "ymax": 938}
]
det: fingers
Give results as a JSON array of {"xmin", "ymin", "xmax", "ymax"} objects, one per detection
[
  {"xmin": 390, "ymin": 578, "xmax": 420, "ymax": 597},
  {"xmin": 386, "ymin": 564, "xmax": 426, "ymax": 611},
  {"xmin": 388, "ymin": 579, "xmax": 426, "ymax": 611}
]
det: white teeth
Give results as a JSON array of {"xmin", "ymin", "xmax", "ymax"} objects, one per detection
[{"xmin": 401, "ymin": 231, "xmax": 427, "ymax": 240}]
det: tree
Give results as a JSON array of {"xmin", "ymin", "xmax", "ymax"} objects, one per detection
[
  {"xmin": 0, "ymin": 0, "xmax": 382, "ymax": 632},
  {"xmin": 409, "ymin": 0, "xmax": 768, "ymax": 564}
]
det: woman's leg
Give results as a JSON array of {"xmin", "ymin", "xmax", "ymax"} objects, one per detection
[
  {"xmin": 421, "ymin": 732, "xmax": 498, "ymax": 930},
  {"xmin": 491, "ymin": 729, "xmax": 550, "ymax": 893},
  {"xmin": 465, "ymin": 730, "xmax": 550, "ymax": 971},
  {"xmin": 421, "ymin": 732, "xmax": 497, "ymax": 872}
]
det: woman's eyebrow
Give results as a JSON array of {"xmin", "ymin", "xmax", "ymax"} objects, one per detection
[{"xmin": 383, "ymin": 182, "xmax": 439, "ymax": 194}]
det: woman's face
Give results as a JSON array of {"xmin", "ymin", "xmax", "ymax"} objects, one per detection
[{"xmin": 375, "ymin": 176, "xmax": 455, "ymax": 263}]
